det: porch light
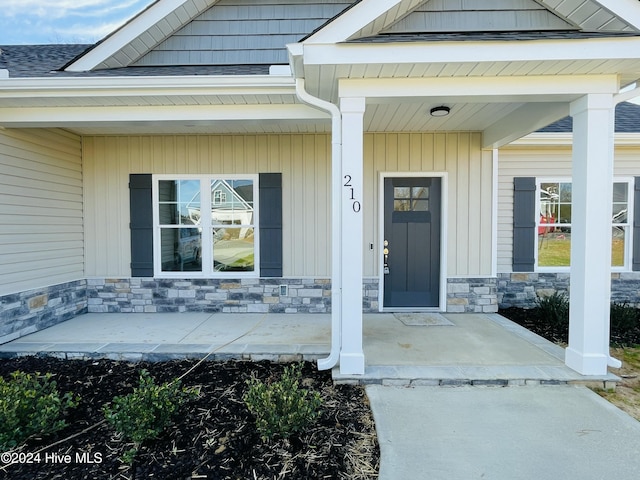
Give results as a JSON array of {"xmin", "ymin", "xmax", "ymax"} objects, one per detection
[{"xmin": 430, "ymin": 106, "xmax": 450, "ymax": 117}]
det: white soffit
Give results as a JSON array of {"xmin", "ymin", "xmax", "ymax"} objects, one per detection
[{"xmin": 65, "ymin": 0, "xmax": 218, "ymax": 72}]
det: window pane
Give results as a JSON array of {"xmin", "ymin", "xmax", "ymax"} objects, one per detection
[
  {"xmin": 394, "ymin": 200, "xmax": 410, "ymax": 211},
  {"xmin": 159, "ymin": 180, "xmax": 200, "ymax": 225},
  {"xmin": 612, "ymin": 226, "xmax": 626, "ymax": 267},
  {"xmin": 558, "ymin": 204, "xmax": 572, "ymax": 223},
  {"xmin": 612, "ymin": 204, "xmax": 628, "ymax": 223},
  {"xmin": 412, "ymin": 186, "xmax": 429, "ymax": 199},
  {"xmin": 213, "ymin": 227, "xmax": 255, "ymax": 272},
  {"xmin": 412, "ymin": 199, "xmax": 429, "ymax": 211},
  {"xmin": 160, "ymin": 228, "xmax": 202, "ymax": 272},
  {"xmin": 394, "ymin": 187, "xmax": 410, "ymax": 199},
  {"xmin": 613, "ymin": 183, "xmax": 628, "ymax": 203},
  {"xmin": 538, "ymin": 227, "xmax": 571, "ymax": 267},
  {"xmin": 211, "ymin": 179, "xmax": 254, "ymax": 226},
  {"xmin": 559, "ymin": 183, "xmax": 572, "ymax": 202}
]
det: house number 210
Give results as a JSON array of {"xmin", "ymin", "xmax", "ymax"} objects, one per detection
[{"xmin": 343, "ymin": 175, "xmax": 361, "ymax": 213}]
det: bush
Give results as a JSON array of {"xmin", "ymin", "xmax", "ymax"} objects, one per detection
[
  {"xmin": 244, "ymin": 363, "xmax": 322, "ymax": 441},
  {"xmin": 610, "ymin": 301, "xmax": 640, "ymax": 346},
  {"xmin": 536, "ymin": 292, "xmax": 569, "ymax": 329},
  {"xmin": 103, "ymin": 369, "xmax": 198, "ymax": 463},
  {"xmin": 0, "ymin": 371, "xmax": 78, "ymax": 451}
]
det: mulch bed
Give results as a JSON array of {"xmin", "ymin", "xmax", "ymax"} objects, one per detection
[{"xmin": 0, "ymin": 358, "xmax": 379, "ymax": 480}]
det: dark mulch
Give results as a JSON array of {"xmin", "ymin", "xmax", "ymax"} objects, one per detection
[
  {"xmin": 499, "ymin": 307, "xmax": 640, "ymax": 347},
  {"xmin": 0, "ymin": 358, "xmax": 379, "ymax": 480}
]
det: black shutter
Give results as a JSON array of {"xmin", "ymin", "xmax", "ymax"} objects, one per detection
[
  {"xmin": 633, "ymin": 177, "xmax": 640, "ymax": 271},
  {"xmin": 129, "ymin": 174, "xmax": 154, "ymax": 277},
  {"xmin": 259, "ymin": 173, "xmax": 283, "ymax": 277},
  {"xmin": 513, "ymin": 177, "xmax": 536, "ymax": 272}
]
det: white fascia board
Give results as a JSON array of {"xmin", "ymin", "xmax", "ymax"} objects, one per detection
[
  {"xmin": 339, "ymin": 75, "xmax": 619, "ymax": 99},
  {"xmin": 303, "ymin": 36, "xmax": 640, "ymax": 66},
  {"xmin": 0, "ymin": 76, "xmax": 296, "ymax": 99},
  {"xmin": 304, "ymin": 0, "xmax": 407, "ymax": 43},
  {"xmin": 482, "ymin": 102, "xmax": 570, "ymax": 149},
  {"xmin": 505, "ymin": 132, "xmax": 640, "ymax": 147},
  {"xmin": 65, "ymin": 0, "xmax": 203, "ymax": 72},
  {"xmin": 593, "ymin": 0, "xmax": 640, "ymax": 31},
  {"xmin": 0, "ymin": 104, "xmax": 329, "ymax": 126}
]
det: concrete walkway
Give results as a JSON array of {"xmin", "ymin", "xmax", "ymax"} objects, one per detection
[
  {"xmin": 368, "ymin": 384, "xmax": 640, "ymax": 480},
  {"xmin": 1, "ymin": 311, "xmax": 637, "ymax": 479}
]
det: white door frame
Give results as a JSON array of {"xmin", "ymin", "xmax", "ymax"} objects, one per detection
[{"xmin": 378, "ymin": 171, "xmax": 448, "ymax": 312}]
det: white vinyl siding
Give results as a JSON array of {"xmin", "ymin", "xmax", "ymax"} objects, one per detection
[
  {"xmin": 0, "ymin": 128, "xmax": 83, "ymax": 296},
  {"xmin": 497, "ymin": 141, "xmax": 640, "ymax": 273},
  {"xmin": 83, "ymin": 132, "xmax": 493, "ymax": 279}
]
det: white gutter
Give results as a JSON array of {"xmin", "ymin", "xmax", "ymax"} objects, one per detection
[{"xmin": 294, "ymin": 78, "xmax": 342, "ymax": 371}]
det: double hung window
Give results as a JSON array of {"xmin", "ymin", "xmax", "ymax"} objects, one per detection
[
  {"xmin": 154, "ymin": 175, "xmax": 258, "ymax": 276},
  {"xmin": 535, "ymin": 179, "xmax": 632, "ymax": 270}
]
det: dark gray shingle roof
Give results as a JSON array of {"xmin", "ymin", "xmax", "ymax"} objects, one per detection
[
  {"xmin": 348, "ymin": 30, "xmax": 640, "ymax": 43},
  {"xmin": 0, "ymin": 44, "xmax": 270, "ymax": 77},
  {"xmin": 539, "ymin": 102, "xmax": 640, "ymax": 133}
]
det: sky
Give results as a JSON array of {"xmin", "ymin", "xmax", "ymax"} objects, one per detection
[{"xmin": 0, "ymin": 0, "xmax": 154, "ymax": 45}]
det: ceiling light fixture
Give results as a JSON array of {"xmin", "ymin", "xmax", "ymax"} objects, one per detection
[{"xmin": 430, "ymin": 106, "xmax": 450, "ymax": 117}]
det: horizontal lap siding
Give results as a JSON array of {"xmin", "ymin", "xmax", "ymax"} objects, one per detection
[
  {"xmin": 0, "ymin": 129, "xmax": 83, "ymax": 295},
  {"xmin": 364, "ymin": 132, "xmax": 493, "ymax": 277},
  {"xmin": 497, "ymin": 144, "xmax": 640, "ymax": 273},
  {"xmin": 82, "ymin": 134, "xmax": 331, "ymax": 278},
  {"xmin": 134, "ymin": 0, "xmax": 351, "ymax": 66}
]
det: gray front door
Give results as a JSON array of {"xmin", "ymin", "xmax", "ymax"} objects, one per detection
[{"xmin": 383, "ymin": 177, "xmax": 441, "ymax": 308}]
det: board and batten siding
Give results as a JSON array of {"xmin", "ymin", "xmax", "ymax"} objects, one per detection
[
  {"xmin": 0, "ymin": 128, "xmax": 83, "ymax": 296},
  {"xmin": 83, "ymin": 132, "xmax": 493, "ymax": 279},
  {"xmin": 497, "ymin": 142, "xmax": 640, "ymax": 273},
  {"xmin": 364, "ymin": 132, "xmax": 493, "ymax": 277},
  {"xmin": 82, "ymin": 134, "xmax": 331, "ymax": 278}
]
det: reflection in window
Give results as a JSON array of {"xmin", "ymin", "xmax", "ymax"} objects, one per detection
[
  {"xmin": 156, "ymin": 176, "xmax": 257, "ymax": 275},
  {"xmin": 393, "ymin": 186, "xmax": 429, "ymax": 211},
  {"xmin": 537, "ymin": 181, "xmax": 630, "ymax": 268}
]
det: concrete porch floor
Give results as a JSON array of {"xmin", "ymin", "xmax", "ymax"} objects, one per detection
[{"xmin": 0, "ymin": 312, "xmax": 618, "ymax": 386}]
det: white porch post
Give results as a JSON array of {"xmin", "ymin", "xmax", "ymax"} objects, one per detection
[
  {"xmin": 339, "ymin": 96, "xmax": 366, "ymax": 374},
  {"xmin": 565, "ymin": 93, "xmax": 615, "ymax": 375}
]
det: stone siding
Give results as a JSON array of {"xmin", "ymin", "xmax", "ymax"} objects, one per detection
[
  {"xmin": 446, "ymin": 278, "xmax": 498, "ymax": 313},
  {"xmin": 0, "ymin": 280, "xmax": 87, "ymax": 344},
  {"xmin": 497, "ymin": 272, "xmax": 640, "ymax": 308},
  {"xmin": 87, "ymin": 277, "xmax": 381, "ymax": 314}
]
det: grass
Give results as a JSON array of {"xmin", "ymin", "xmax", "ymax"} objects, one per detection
[{"xmin": 538, "ymin": 236, "xmax": 625, "ymax": 267}]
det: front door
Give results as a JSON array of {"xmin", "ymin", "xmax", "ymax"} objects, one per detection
[{"xmin": 383, "ymin": 177, "xmax": 441, "ymax": 308}]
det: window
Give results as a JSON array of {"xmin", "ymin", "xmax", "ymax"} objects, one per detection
[
  {"xmin": 536, "ymin": 179, "xmax": 632, "ymax": 269},
  {"xmin": 154, "ymin": 176, "xmax": 258, "ymax": 276}
]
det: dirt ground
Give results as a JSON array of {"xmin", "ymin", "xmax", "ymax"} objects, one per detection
[{"xmin": 598, "ymin": 347, "xmax": 640, "ymax": 421}]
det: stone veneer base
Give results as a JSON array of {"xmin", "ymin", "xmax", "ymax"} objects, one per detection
[
  {"xmin": 497, "ymin": 272, "xmax": 640, "ymax": 309},
  {"xmin": 0, "ymin": 280, "xmax": 87, "ymax": 344}
]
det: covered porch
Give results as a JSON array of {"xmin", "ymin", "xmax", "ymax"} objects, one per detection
[{"xmin": 0, "ymin": 312, "xmax": 618, "ymax": 386}]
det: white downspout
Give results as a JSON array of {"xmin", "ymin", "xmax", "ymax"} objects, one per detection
[{"xmin": 294, "ymin": 78, "xmax": 342, "ymax": 371}]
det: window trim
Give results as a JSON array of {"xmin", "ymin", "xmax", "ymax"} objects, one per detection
[
  {"xmin": 152, "ymin": 174, "xmax": 260, "ymax": 278},
  {"xmin": 534, "ymin": 176, "xmax": 634, "ymax": 272}
]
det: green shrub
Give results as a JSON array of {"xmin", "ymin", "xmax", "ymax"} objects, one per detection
[
  {"xmin": 103, "ymin": 369, "xmax": 198, "ymax": 463},
  {"xmin": 536, "ymin": 291, "xmax": 569, "ymax": 331},
  {"xmin": 610, "ymin": 301, "xmax": 640, "ymax": 346},
  {"xmin": 0, "ymin": 371, "xmax": 78, "ymax": 450},
  {"xmin": 243, "ymin": 363, "xmax": 322, "ymax": 441}
]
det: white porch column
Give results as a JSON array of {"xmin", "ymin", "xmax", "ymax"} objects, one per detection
[
  {"xmin": 565, "ymin": 93, "xmax": 615, "ymax": 375},
  {"xmin": 339, "ymin": 97, "xmax": 366, "ymax": 374}
]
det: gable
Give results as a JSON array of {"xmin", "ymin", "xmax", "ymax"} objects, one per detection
[
  {"xmin": 380, "ymin": 0, "xmax": 576, "ymax": 33},
  {"xmin": 133, "ymin": 0, "xmax": 351, "ymax": 67}
]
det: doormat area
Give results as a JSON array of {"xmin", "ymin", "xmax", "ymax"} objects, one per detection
[{"xmin": 393, "ymin": 312, "xmax": 454, "ymax": 326}]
